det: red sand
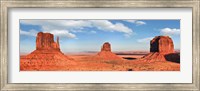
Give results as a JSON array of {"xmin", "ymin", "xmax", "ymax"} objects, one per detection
[{"xmin": 20, "ymin": 54, "xmax": 180, "ymax": 71}]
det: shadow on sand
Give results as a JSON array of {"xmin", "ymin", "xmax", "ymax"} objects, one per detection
[
  {"xmin": 164, "ymin": 53, "xmax": 180, "ymax": 63},
  {"xmin": 123, "ymin": 57, "xmax": 137, "ymax": 60}
]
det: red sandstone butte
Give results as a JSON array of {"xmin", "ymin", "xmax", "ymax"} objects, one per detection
[
  {"xmin": 141, "ymin": 36, "xmax": 179, "ymax": 62},
  {"xmin": 101, "ymin": 42, "xmax": 111, "ymax": 51},
  {"xmin": 23, "ymin": 32, "xmax": 72, "ymax": 59},
  {"xmin": 150, "ymin": 36, "xmax": 174, "ymax": 54},
  {"xmin": 21, "ymin": 32, "xmax": 74, "ymax": 71},
  {"xmin": 96, "ymin": 42, "xmax": 124, "ymax": 61},
  {"xmin": 36, "ymin": 32, "xmax": 60, "ymax": 51}
]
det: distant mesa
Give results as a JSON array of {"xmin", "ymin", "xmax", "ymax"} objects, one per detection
[
  {"xmin": 141, "ymin": 36, "xmax": 180, "ymax": 62},
  {"xmin": 96, "ymin": 42, "xmax": 124, "ymax": 61},
  {"xmin": 101, "ymin": 42, "xmax": 111, "ymax": 52}
]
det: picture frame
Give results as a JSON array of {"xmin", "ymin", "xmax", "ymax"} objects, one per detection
[{"xmin": 0, "ymin": 0, "xmax": 199, "ymax": 90}]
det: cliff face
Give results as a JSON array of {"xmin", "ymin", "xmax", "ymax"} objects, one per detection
[
  {"xmin": 150, "ymin": 36, "xmax": 174, "ymax": 54},
  {"xmin": 36, "ymin": 32, "xmax": 60, "ymax": 51},
  {"xmin": 141, "ymin": 36, "xmax": 179, "ymax": 62}
]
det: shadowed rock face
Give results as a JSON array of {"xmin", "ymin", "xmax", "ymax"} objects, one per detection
[
  {"xmin": 36, "ymin": 32, "xmax": 60, "ymax": 51},
  {"xmin": 164, "ymin": 53, "xmax": 180, "ymax": 63},
  {"xmin": 150, "ymin": 36, "xmax": 174, "ymax": 54}
]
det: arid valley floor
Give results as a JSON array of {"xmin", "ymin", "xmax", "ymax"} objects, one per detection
[{"xmin": 21, "ymin": 53, "xmax": 180, "ymax": 71}]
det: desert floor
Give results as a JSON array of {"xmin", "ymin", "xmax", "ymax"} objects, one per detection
[{"xmin": 20, "ymin": 54, "xmax": 180, "ymax": 71}]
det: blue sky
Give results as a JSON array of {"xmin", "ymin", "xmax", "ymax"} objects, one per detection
[{"xmin": 20, "ymin": 20, "xmax": 180, "ymax": 54}]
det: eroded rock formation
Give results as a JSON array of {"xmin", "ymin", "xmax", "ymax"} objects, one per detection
[
  {"xmin": 96, "ymin": 42, "xmax": 124, "ymax": 61},
  {"xmin": 21, "ymin": 32, "xmax": 74, "ymax": 70},
  {"xmin": 101, "ymin": 42, "xmax": 111, "ymax": 52},
  {"xmin": 141, "ymin": 36, "xmax": 179, "ymax": 62},
  {"xmin": 36, "ymin": 32, "xmax": 60, "ymax": 51},
  {"xmin": 150, "ymin": 36, "xmax": 174, "ymax": 54}
]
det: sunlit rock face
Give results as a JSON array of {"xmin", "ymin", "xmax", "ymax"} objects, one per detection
[{"xmin": 36, "ymin": 32, "xmax": 60, "ymax": 51}]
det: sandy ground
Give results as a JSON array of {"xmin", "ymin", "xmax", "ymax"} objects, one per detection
[
  {"xmin": 68, "ymin": 54, "xmax": 144, "ymax": 61},
  {"xmin": 20, "ymin": 54, "xmax": 180, "ymax": 71}
]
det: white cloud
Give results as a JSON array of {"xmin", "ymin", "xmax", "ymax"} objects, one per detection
[
  {"xmin": 90, "ymin": 20, "xmax": 133, "ymax": 35},
  {"xmin": 90, "ymin": 30, "xmax": 97, "ymax": 34},
  {"xmin": 123, "ymin": 20, "xmax": 136, "ymax": 23},
  {"xmin": 20, "ymin": 20, "xmax": 85, "ymax": 38},
  {"xmin": 160, "ymin": 28, "xmax": 180, "ymax": 36},
  {"xmin": 20, "ymin": 29, "xmax": 38, "ymax": 36},
  {"xmin": 124, "ymin": 33, "xmax": 132, "ymax": 38},
  {"xmin": 137, "ymin": 37, "xmax": 154, "ymax": 43},
  {"xmin": 123, "ymin": 20, "xmax": 146, "ymax": 26},
  {"xmin": 20, "ymin": 20, "xmax": 134, "ymax": 38},
  {"xmin": 135, "ymin": 21, "xmax": 146, "ymax": 25},
  {"xmin": 44, "ymin": 30, "xmax": 76, "ymax": 38},
  {"xmin": 21, "ymin": 20, "xmax": 91, "ymax": 32}
]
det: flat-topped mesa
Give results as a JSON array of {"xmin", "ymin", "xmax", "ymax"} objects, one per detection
[
  {"xmin": 140, "ymin": 36, "xmax": 177, "ymax": 62},
  {"xmin": 36, "ymin": 32, "xmax": 60, "ymax": 51},
  {"xmin": 101, "ymin": 42, "xmax": 111, "ymax": 52},
  {"xmin": 150, "ymin": 36, "xmax": 174, "ymax": 54}
]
